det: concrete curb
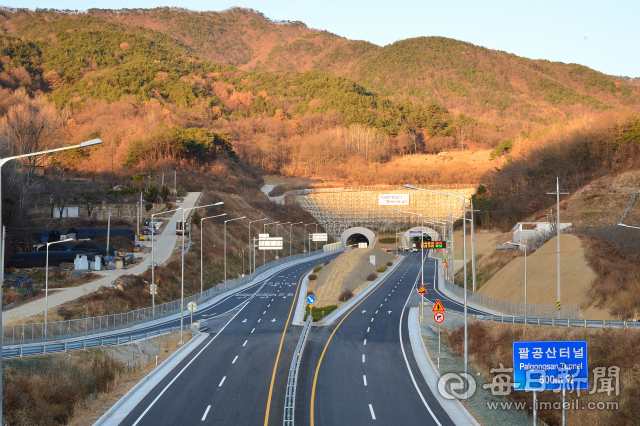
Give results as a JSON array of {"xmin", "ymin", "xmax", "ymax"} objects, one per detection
[
  {"xmin": 292, "ymin": 271, "xmax": 312, "ymax": 326},
  {"xmin": 314, "ymin": 256, "xmax": 404, "ymax": 326},
  {"xmin": 93, "ymin": 332, "xmax": 208, "ymax": 426},
  {"xmin": 407, "ymin": 307, "xmax": 481, "ymax": 426}
]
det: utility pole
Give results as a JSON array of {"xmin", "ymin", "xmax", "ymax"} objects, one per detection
[
  {"xmin": 174, "ymin": 171, "xmax": 177, "ymax": 199},
  {"xmin": 547, "ymin": 177, "xmax": 569, "ymax": 318}
]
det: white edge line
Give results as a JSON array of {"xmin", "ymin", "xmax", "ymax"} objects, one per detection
[
  {"xmin": 201, "ymin": 405, "xmax": 211, "ymax": 421},
  {"xmin": 398, "ymin": 254, "xmax": 443, "ymax": 426},
  {"xmin": 131, "ymin": 299, "xmax": 250, "ymax": 426}
]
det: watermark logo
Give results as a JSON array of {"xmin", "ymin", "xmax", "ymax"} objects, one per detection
[{"xmin": 437, "ymin": 372, "xmax": 477, "ymax": 400}]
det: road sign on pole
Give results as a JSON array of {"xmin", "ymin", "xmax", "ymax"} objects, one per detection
[
  {"xmin": 187, "ymin": 302, "xmax": 197, "ymax": 312},
  {"xmin": 149, "ymin": 284, "xmax": 157, "ymax": 295},
  {"xmin": 434, "ymin": 312, "xmax": 445, "ymax": 323},
  {"xmin": 312, "ymin": 233, "xmax": 328, "ymax": 242},
  {"xmin": 432, "ymin": 299, "xmax": 445, "ymax": 312},
  {"xmin": 417, "ymin": 284, "xmax": 427, "ymax": 294},
  {"xmin": 306, "ymin": 295, "xmax": 316, "ymax": 304}
]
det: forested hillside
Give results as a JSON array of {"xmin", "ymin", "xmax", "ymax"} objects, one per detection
[{"xmin": 0, "ymin": 6, "xmax": 639, "ymax": 208}]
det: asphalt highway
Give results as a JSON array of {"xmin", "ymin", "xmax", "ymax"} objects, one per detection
[
  {"xmin": 117, "ymin": 252, "xmax": 338, "ymax": 426},
  {"xmin": 298, "ymin": 251, "xmax": 484, "ymax": 426}
]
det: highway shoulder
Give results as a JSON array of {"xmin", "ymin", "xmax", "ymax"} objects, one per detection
[
  {"xmin": 407, "ymin": 307, "xmax": 481, "ymax": 426},
  {"xmin": 93, "ymin": 332, "xmax": 209, "ymax": 426}
]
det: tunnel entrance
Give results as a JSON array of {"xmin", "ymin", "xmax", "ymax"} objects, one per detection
[
  {"xmin": 346, "ymin": 233, "xmax": 370, "ymax": 248},
  {"xmin": 340, "ymin": 227, "xmax": 376, "ymax": 249}
]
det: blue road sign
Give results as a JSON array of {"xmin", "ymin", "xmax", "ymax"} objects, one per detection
[
  {"xmin": 408, "ymin": 231, "xmax": 423, "ymax": 237},
  {"xmin": 306, "ymin": 295, "xmax": 316, "ymax": 304},
  {"xmin": 513, "ymin": 341, "xmax": 588, "ymax": 391}
]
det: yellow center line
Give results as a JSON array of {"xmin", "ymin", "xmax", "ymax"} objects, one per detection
[
  {"xmin": 310, "ymin": 256, "xmax": 406, "ymax": 426},
  {"xmin": 264, "ymin": 266, "xmax": 312, "ymax": 426}
]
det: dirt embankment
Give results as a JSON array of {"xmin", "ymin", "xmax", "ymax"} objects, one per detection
[
  {"xmin": 478, "ymin": 234, "xmax": 610, "ymax": 319},
  {"xmin": 309, "ymin": 248, "xmax": 397, "ymax": 308}
]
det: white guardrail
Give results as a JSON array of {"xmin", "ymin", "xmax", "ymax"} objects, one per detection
[
  {"xmin": 283, "ymin": 315, "xmax": 313, "ymax": 426},
  {"xmin": 3, "ymin": 249, "xmax": 330, "ymax": 345}
]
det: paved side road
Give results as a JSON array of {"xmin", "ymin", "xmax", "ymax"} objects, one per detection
[{"xmin": 4, "ymin": 192, "xmax": 202, "ymax": 322}]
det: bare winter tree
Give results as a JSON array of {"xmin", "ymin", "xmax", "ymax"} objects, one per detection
[{"xmin": 0, "ymin": 88, "xmax": 62, "ymax": 174}]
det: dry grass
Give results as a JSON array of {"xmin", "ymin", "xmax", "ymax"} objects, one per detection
[
  {"xmin": 456, "ymin": 249, "xmax": 524, "ymax": 290},
  {"xmin": 580, "ymin": 233, "xmax": 640, "ymax": 319},
  {"xmin": 445, "ymin": 321, "xmax": 640, "ymax": 426},
  {"xmin": 2, "ymin": 332, "xmax": 192, "ymax": 426}
]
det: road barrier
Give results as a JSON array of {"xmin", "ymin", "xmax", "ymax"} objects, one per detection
[
  {"xmin": 283, "ymin": 315, "xmax": 312, "ymax": 426},
  {"xmin": 3, "ymin": 248, "xmax": 332, "ymax": 345}
]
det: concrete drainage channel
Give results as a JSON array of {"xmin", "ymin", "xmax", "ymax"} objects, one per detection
[{"xmin": 283, "ymin": 315, "xmax": 313, "ymax": 426}]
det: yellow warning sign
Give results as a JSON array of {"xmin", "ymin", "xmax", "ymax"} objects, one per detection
[
  {"xmin": 432, "ymin": 299, "xmax": 445, "ymax": 312},
  {"xmin": 417, "ymin": 284, "xmax": 427, "ymax": 294}
]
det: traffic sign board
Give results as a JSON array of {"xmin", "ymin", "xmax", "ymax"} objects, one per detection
[
  {"xmin": 417, "ymin": 284, "xmax": 427, "ymax": 294},
  {"xmin": 309, "ymin": 304, "xmax": 314, "ymax": 309},
  {"xmin": 187, "ymin": 301, "xmax": 197, "ymax": 312},
  {"xmin": 432, "ymin": 299, "xmax": 445, "ymax": 312},
  {"xmin": 149, "ymin": 284, "xmax": 157, "ymax": 295},
  {"xmin": 434, "ymin": 312, "xmax": 445, "ymax": 323},
  {"xmin": 306, "ymin": 295, "xmax": 316, "ymax": 304}
]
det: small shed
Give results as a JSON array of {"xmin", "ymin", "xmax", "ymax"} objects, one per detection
[{"xmin": 66, "ymin": 228, "xmax": 135, "ymax": 242}]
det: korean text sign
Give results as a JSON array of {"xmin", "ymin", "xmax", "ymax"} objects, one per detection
[{"xmin": 512, "ymin": 340, "xmax": 588, "ymax": 391}]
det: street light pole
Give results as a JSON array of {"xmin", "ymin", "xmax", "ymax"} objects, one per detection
[
  {"xmin": 304, "ymin": 223, "xmax": 315, "ymax": 253},
  {"xmin": 405, "ymin": 184, "xmax": 469, "ymax": 376},
  {"xmin": 275, "ymin": 222, "xmax": 290, "ymax": 260},
  {"xmin": 225, "ymin": 216, "xmax": 246, "ymax": 282},
  {"xmin": 45, "ymin": 238, "xmax": 73, "ymax": 337},
  {"xmin": 180, "ymin": 201, "xmax": 224, "ymax": 344},
  {"xmin": 507, "ymin": 242, "xmax": 527, "ymax": 318},
  {"xmin": 0, "ymin": 138, "xmax": 102, "ymax": 422},
  {"xmin": 249, "ymin": 218, "xmax": 268, "ymax": 273},
  {"xmin": 151, "ymin": 207, "xmax": 182, "ymax": 314},
  {"xmin": 201, "ymin": 213, "xmax": 227, "ymax": 294},
  {"xmin": 290, "ymin": 222, "xmax": 303, "ymax": 257},
  {"xmin": 263, "ymin": 221, "xmax": 279, "ymax": 265}
]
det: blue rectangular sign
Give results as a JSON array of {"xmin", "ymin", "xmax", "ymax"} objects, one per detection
[
  {"xmin": 512, "ymin": 340, "xmax": 588, "ymax": 391},
  {"xmin": 408, "ymin": 231, "xmax": 423, "ymax": 237}
]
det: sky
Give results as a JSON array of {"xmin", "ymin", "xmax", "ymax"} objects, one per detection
[{"xmin": 5, "ymin": 0, "xmax": 639, "ymax": 77}]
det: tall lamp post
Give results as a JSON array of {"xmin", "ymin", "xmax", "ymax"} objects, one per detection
[
  {"xmin": 224, "ymin": 216, "xmax": 246, "ymax": 282},
  {"xmin": 200, "ymin": 213, "xmax": 227, "ymax": 294},
  {"xmin": 180, "ymin": 201, "xmax": 224, "ymax": 344},
  {"xmin": 249, "ymin": 218, "xmax": 268, "ymax": 273},
  {"xmin": 276, "ymin": 222, "xmax": 290, "ymax": 259},
  {"xmin": 303, "ymin": 223, "xmax": 316, "ymax": 253},
  {"xmin": 289, "ymin": 222, "xmax": 303, "ymax": 257},
  {"xmin": 393, "ymin": 209, "xmax": 424, "ymax": 319},
  {"xmin": 0, "ymin": 138, "xmax": 103, "ymax": 421},
  {"xmin": 405, "ymin": 183, "xmax": 470, "ymax": 376},
  {"xmin": 151, "ymin": 207, "xmax": 183, "ymax": 314},
  {"xmin": 263, "ymin": 221, "xmax": 279, "ymax": 265},
  {"xmin": 45, "ymin": 238, "xmax": 73, "ymax": 337}
]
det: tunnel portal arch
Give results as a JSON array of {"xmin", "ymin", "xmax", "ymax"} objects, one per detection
[{"xmin": 341, "ymin": 227, "xmax": 376, "ymax": 249}]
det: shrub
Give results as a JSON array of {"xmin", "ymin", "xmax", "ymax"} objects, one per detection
[
  {"xmin": 304, "ymin": 304, "xmax": 337, "ymax": 321},
  {"xmin": 145, "ymin": 203, "xmax": 153, "ymax": 211},
  {"xmin": 307, "ymin": 290, "xmax": 314, "ymax": 296},
  {"xmin": 386, "ymin": 261, "xmax": 393, "ymax": 266},
  {"xmin": 339, "ymin": 289, "xmax": 353, "ymax": 302},
  {"xmin": 308, "ymin": 274, "xmax": 317, "ymax": 280},
  {"xmin": 377, "ymin": 266, "xmax": 388, "ymax": 273},
  {"xmin": 313, "ymin": 265, "xmax": 323, "ymax": 273},
  {"xmin": 366, "ymin": 273, "xmax": 378, "ymax": 281}
]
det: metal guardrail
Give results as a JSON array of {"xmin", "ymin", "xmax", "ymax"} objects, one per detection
[
  {"xmin": 442, "ymin": 277, "xmax": 580, "ymax": 320},
  {"xmin": 4, "ymin": 248, "xmax": 329, "ymax": 345},
  {"xmin": 3, "ymin": 324, "xmax": 194, "ymax": 359},
  {"xmin": 435, "ymin": 304, "xmax": 639, "ymax": 329},
  {"xmin": 283, "ymin": 315, "xmax": 312, "ymax": 426},
  {"xmin": 287, "ymin": 184, "xmax": 476, "ymax": 197}
]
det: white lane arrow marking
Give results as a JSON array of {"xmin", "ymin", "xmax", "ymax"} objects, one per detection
[
  {"xmin": 242, "ymin": 319, "xmax": 247, "ymax": 323},
  {"xmin": 388, "ymin": 311, "xmax": 392, "ymax": 314},
  {"xmin": 271, "ymin": 318, "xmax": 276, "ymax": 322},
  {"xmin": 362, "ymin": 310, "xmax": 367, "ymax": 314}
]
